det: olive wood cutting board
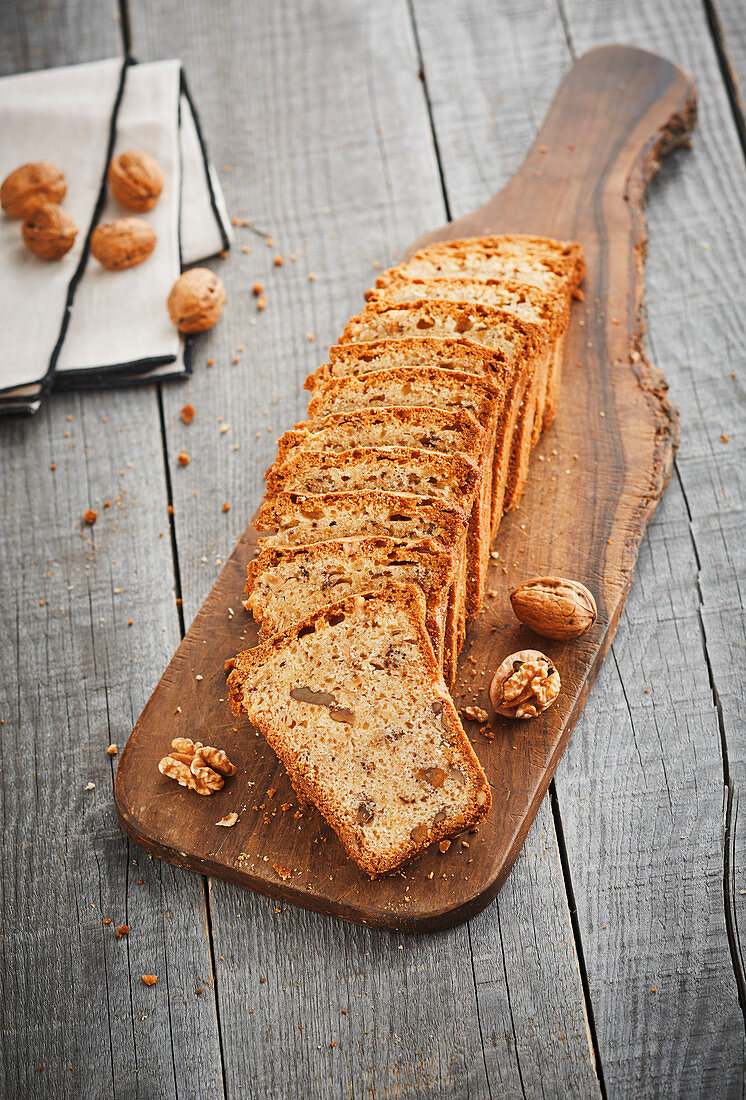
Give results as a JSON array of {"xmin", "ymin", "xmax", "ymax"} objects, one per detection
[{"xmin": 115, "ymin": 45, "xmax": 696, "ymax": 932}]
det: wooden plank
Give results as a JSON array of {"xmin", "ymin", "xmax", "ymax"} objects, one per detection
[
  {"xmin": 411, "ymin": 0, "xmax": 746, "ymax": 1093},
  {"xmin": 0, "ymin": 7, "xmax": 224, "ymax": 1096},
  {"xmin": 127, "ymin": 0, "xmax": 599, "ymax": 1092},
  {"xmin": 559, "ymin": 0, "xmax": 746, "ymax": 1092},
  {"xmin": 116, "ymin": 42, "xmax": 695, "ymax": 929},
  {"xmin": 707, "ymin": 0, "xmax": 746, "ymax": 140}
]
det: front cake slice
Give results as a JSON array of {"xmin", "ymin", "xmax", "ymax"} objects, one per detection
[{"xmin": 226, "ymin": 584, "xmax": 492, "ymax": 877}]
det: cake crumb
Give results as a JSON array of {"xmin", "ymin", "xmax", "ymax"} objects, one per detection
[
  {"xmin": 252, "ymin": 282, "xmax": 264, "ymax": 294},
  {"xmin": 257, "ymin": 295, "xmax": 267, "ymax": 311},
  {"xmin": 181, "ymin": 403, "xmax": 196, "ymax": 424},
  {"xmin": 83, "ymin": 509, "xmax": 98, "ymax": 525},
  {"xmin": 177, "ymin": 453, "xmax": 190, "ymax": 466},
  {"xmin": 116, "ymin": 924, "xmax": 129, "ymax": 938},
  {"xmin": 222, "ymin": 502, "xmax": 230, "ymax": 513},
  {"xmin": 142, "ymin": 974, "xmax": 158, "ymax": 986},
  {"xmin": 107, "ymin": 744, "xmax": 118, "ymax": 755},
  {"xmin": 216, "ymin": 812, "xmax": 239, "ymax": 827},
  {"xmin": 273, "ymin": 863, "xmax": 292, "ymax": 880}
]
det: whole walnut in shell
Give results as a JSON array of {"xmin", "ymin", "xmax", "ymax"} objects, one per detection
[
  {"xmin": 22, "ymin": 203, "xmax": 78, "ymax": 260},
  {"xmin": 108, "ymin": 149, "xmax": 164, "ymax": 212},
  {"xmin": 1, "ymin": 161, "xmax": 66, "ymax": 219},
  {"xmin": 510, "ymin": 577, "xmax": 597, "ymax": 640},
  {"xmin": 168, "ymin": 268, "xmax": 226, "ymax": 333},
  {"xmin": 90, "ymin": 217, "xmax": 156, "ymax": 271}
]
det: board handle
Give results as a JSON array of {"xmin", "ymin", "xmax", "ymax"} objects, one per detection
[{"xmin": 406, "ymin": 44, "xmax": 696, "ymax": 250}]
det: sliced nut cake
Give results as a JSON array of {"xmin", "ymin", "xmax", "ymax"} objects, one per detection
[
  {"xmin": 265, "ymin": 446, "xmax": 486, "ymax": 620},
  {"xmin": 273, "ymin": 406, "xmax": 491, "ymax": 600},
  {"xmin": 244, "ymin": 536, "xmax": 455, "ymax": 666},
  {"xmin": 254, "ymin": 490, "xmax": 470, "ymax": 686},
  {"xmin": 338, "ymin": 302, "xmax": 548, "ymax": 511},
  {"xmin": 305, "ymin": 363, "xmax": 516, "ymax": 536},
  {"xmin": 363, "ymin": 276, "xmax": 567, "ymax": 436},
  {"xmin": 375, "ymin": 234, "xmax": 585, "ymax": 300},
  {"xmin": 371, "ymin": 234, "xmax": 585, "ymax": 428},
  {"xmin": 226, "ymin": 584, "xmax": 492, "ymax": 877}
]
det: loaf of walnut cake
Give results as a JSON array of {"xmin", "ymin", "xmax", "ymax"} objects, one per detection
[{"xmin": 228, "ymin": 234, "xmax": 583, "ymax": 876}]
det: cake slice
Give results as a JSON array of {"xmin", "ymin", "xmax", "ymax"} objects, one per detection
[
  {"xmin": 244, "ymin": 536, "xmax": 455, "ymax": 667},
  {"xmin": 364, "ymin": 274, "xmax": 568, "ymax": 335},
  {"xmin": 226, "ymin": 584, "xmax": 492, "ymax": 877},
  {"xmin": 371, "ymin": 234, "xmax": 585, "ymax": 428},
  {"xmin": 337, "ymin": 302, "xmax": 547, "ymax": 510},
  {"xmin": 304, "ymin": 363, "xmax": 520, "ymax": 533},
  {"xmin": 275, "ymin": 406, "xmax": 485, "ymax": 470},
  {"xmin": 364, "ymin": 277, "xmax": 567, "ymax": 441},
  {"xmin": 377, "ymin": 234, "xmax": 585, "ymax": 301},
  {"xmin": 254, "ymin": 490, "xmax": 469, "ymax": 684},
  {"xmin": 264, "ymin": 446, "xmax": 486, "ymax": 619},
  {"xmin": 304, "ymin": 335, "xmax": 514, "ymax": 394},
  {"xmin": 273, "ymin": 407, "xmax": 491, "ymax": 601}
]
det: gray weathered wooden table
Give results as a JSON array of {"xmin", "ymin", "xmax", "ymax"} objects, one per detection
[{"xmin": 1, "ymin": 1, "xmax": 744, "ymax": 1096}]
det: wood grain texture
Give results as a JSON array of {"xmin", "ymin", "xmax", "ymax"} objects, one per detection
[
  {"xmin": 551, "ymin": 0, "xmax": 746, "ymax": 1093},
  {"xmin": 116, "ymin": 41, "xmax": 695, "ymax": 933},
  {"xmin": 3, "ymin": 0, "xmax": 742, "ymax": 1096},
  {"xmin": 0, "ymin": 7, "xmax": 225, "ymax": 1097},
  {"xmin": 127, "ymin": 0, "xmax": 600, "ymax": 1094}
]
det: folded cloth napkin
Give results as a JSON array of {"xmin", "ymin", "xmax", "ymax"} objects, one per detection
[{"xmin": 0, "ymin": 57, "xmax": 232, "ymax": 416}]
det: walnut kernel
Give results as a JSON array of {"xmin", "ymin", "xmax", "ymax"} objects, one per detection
[{"xmin": 490, "ymin": 650, "xmax": 560, "ymax": 719}]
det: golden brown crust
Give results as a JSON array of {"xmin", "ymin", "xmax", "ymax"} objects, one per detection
[
  {"xmin": 274, "ymin": 406, "xmax": 484, "ymax": 469},
  {"xmin": 385, "ymin": 234, "xmax": 585, "ymax": 291},
  {"xmin": 339, "ymin": 299, "xmax": 545, "ymax": 358},
  {"xmin": 264, "ymin": 446, "xmax": 482, "ymax": 508},
  {"xmin": 244, "ymin": 535, "xmax": 455, "ymax": 663},
  {"xmin": 306, "ymin": 335, "xmax": 512, "ymax": 393},
  {"xmin": 226, "ymin": 584, "xmax": 492, "ymax": 876},
  {"xmin": 305, "ymin": 364, "xmax": 505, "ymax": 426},
  {"xmin": 364, "ymin": 275, "xmax": 570, "ymax": 339}
]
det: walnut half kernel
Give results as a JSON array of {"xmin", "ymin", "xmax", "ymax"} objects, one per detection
[
  {"xmin": 489, "ymin": 650, "xmax": 561, "ymax": 719},
  {"xmin": 290, "ymin": 685, "xmax": 355, "ymax": 725}
]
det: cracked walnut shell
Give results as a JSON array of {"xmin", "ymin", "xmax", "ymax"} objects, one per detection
[
  {"xmin": 1, "ymin": 161, "xmax": 66, "ymax": 218},
  {"xmin": 22, "ymin": 203, "xmax": 78, "ymax": 260},
  {"xmin": 168, "ymin": 268, "xmax": 226, "ymax": 333},
  {"xmin": 490, "ymin": 650, "xmax": 560, "ymax": 719},
  {"xmin": 510, "ymin": 577, "xmax": 597, "ymax": 639},
  {"xmin": 108, "ymin": 149, "xmax": 164, "ymax": 212},
  {"xmin": 91, "ymin": 217, "xmax": 156, "ymax": 270}
]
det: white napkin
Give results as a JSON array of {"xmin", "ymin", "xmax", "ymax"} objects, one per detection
[{"xmin": 0, "ymin": 58, "xmax": 232, "ymax": 415}]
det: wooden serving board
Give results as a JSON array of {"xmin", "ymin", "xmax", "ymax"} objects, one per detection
[{"xmin": 115, "ymin": 46, "xmax": 696, "ymax": 932}]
